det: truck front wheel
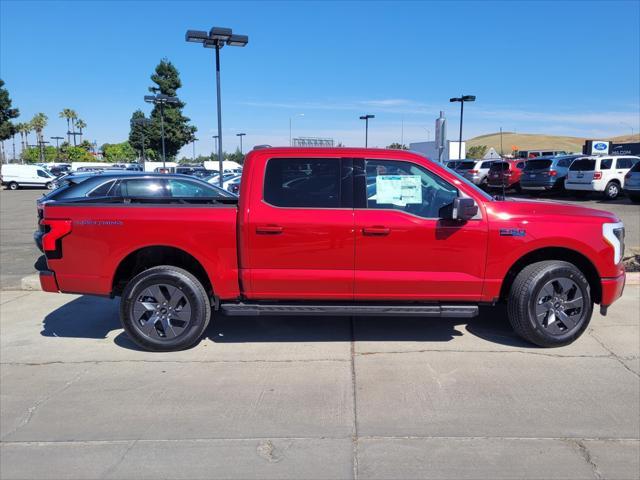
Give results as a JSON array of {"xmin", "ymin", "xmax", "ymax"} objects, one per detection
[
  {"xmin": 120, "ymin": 266, "xmax": 211, "ymax": 351},
  {"xmin": 507, "ymin": 261, "xmax": 593, "ymax": 347}
]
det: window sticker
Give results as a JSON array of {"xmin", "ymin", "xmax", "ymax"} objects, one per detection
[{"xmin": 375, "ymin": 175, "xmax": 422, "ymax": 206}]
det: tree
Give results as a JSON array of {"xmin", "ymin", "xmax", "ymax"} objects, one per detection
[
  {"xmin": 102, "ymin": 141, "xmax": 137, "ymax": 162},
  {"xmin": 65, "ymin": 146, "xmax": 94, "ymax": 162},
  {"xmin": 128, "ymin": 110, "xmax": 156, "ymax": 161},
  {"xmin": 145, "ymin": 59, "xmax": 196, "ymax": 160},
  {"xmin": 22, "ymin": 146, "xmax": 57, "ymax": 163},
  {"xmin": 30, "ymin": 113, "xmax": 48, "ymax": 162},
  {"xmin": 387, "ymin": 143, "xmax": 409, "ymax": 150},
  {"xmin": 59, "ymin": 108, "xmax": 78, "ymax": 145},
  {"xmin": 467, "ymin": 145, "xmax": 488, "ymax": 159},
  {"xmin": 75, "ymin": 119, "xmax": 86, "ymax": 143},
  {"xmin": 0, "ymin": 79, "xmax": 19, "ymax": 143},
  {"xmin": 15, "ymin": 122, "xmax": 29, "ymax": 155},
  {"xmin": 225, "ymin": 148, "xmax": 245, "ymax": 165}
]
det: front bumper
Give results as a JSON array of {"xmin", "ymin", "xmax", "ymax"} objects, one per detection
[
  {"xmin": 39, "ymin": 270, "xmax": 60, "ymax": 293},
  {"xmin": 601, "ymin": 273, "xmax": 626, "ymax": 307}
]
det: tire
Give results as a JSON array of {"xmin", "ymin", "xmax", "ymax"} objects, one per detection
[
  {"xmin": 120, "ymin": 266, "xmax": 211, "ymax": 351},
  {"xmin": 8, "ymin": 182, "xmax": 18, "ymax": 190},
  {"xmin": 629, "ymin": 194, "xmax": 640, "ymax": 203},
  {"xmin": 603, "ymin": 181, "xmax": 620, "ymax": 200},
  {"xmin": 45, "ymin": 182, "xmax": 54, "ymax": 190},
  {"xmin": 507, "ymin": 260, "xmax": 593, "ymax": 347}
]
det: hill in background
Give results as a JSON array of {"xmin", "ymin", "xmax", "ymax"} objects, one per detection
[{"xmin": 466, "ymin": 132, "xmax": 640, "ymax": 155}]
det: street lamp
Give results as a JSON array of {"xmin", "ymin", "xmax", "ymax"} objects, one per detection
[
  {"xmin": 50, "ymin": 136, "xmax": 64, "ymax": 160},
  {"xmin": 620, "ymin": 122, "xmax": 635, "ymax": 137},
  {"xmin": 133, "ymin": 118, "xmax": 151, "ymax": 163},
  {"xmin": 192, "ymin": 136, "xmax": 198, "ymax": 161},
  {"xmin": 144, "ymin": 93, "xmax": 180, "ymax": 167},
  {"xmin": 449, "ymin": 95, "xmax": 476, "ymax": 160},
  {"xmin": 289, "ymin": 113, "xmax": 304, "ymax": 146},
  {"xmin": 211, "ymin": 135, "xmax": 219, "ymax": 164},
  {"xmin": 186, "ymin": 26, "xmax": 248, "ymax": 186},
  {"xmin": 359, "ymin": 114, "xmax": 375, "ymax": 147},
  {"xmin": 236, "ymin": 133, "xmax": 246, "ymax": 154}
]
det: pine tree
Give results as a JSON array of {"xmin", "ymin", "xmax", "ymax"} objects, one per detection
[
  {"xmin": 0, "ymin": 79, "xmax": 19, "ymax": 142},
  {"xmin": 146, "ymin": 59, "xmax": 196, "ymax": 159}
]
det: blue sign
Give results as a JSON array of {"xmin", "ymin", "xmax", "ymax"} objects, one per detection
[{"xmin": 594, "ymin": 142, "xmax": 607, "ymax": 151}]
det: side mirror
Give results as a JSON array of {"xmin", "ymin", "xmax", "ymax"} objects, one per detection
[
  {"xmin": 440, "ymin": 197, "xmax": 478, "ymax": 221},
  {"xmin": 453, "ymin": 197, "xmax": 478, "ymax": 221}
]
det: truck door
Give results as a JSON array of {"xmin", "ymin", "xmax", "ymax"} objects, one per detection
[
  {"xmin": 244, "ymin": 157, "xmax": 355, "ymax": 300},
  {"xmin": 353, "ymin": 158, "xmax": 488, "ymax": 301}
]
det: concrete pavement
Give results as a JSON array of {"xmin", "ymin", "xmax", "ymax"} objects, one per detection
[{"xmin": 1, "ymin": 288, "xmax": 638, "ymax": 479}]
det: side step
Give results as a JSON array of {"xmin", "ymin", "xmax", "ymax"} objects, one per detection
[{"xmin": 220, "ymin": 303, "xmax": 479, "ymax": 318}]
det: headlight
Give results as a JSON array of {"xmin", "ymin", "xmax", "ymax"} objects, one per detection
[{"xmin": 603, "ymin": 222, "xmax": 625, "ymax": 264}]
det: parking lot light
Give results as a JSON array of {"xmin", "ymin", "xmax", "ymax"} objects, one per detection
[
  {"xmin": 359, "ymin": 114, "xmax": 375, "ymax": 148},
  {"xmin": 236, "ymin": 133, "xmax": 246, "ymax": 154},
  {"xmin": 450, "ymin": 95, "xmax": 476, "ymax": 160},
  {"xmin": 186, "ymin": 26, "xmax": 249, "ymax": 187},
  {"xmin": 144, "ymin": 94, "xmax": 180, "ymax": 168}
]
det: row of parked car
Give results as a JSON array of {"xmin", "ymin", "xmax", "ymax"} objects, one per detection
[{"xmin": 446, "ymin": 154, "xmax": 640, "ymax": 201}]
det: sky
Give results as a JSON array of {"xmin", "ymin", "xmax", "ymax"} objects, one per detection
[{"xmin": 1, "ymin": 0, "xmax": 639, "ymax": 157}]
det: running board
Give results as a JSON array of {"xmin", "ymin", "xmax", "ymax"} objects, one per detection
[{"xmin": 220, "ymin": 303, "xmax": 479, "ymax": 318}]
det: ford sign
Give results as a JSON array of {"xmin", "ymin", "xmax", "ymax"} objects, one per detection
[{"xmin": 594, "ymin": 142, "xmax": 607, "ymax": 151}]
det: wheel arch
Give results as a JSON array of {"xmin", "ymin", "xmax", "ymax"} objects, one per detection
[
  {"xmin": 499, "ymin": 247, "xmax": 601, "ymax": 304},
  {"xmin": 111, "ymin": 245, "xmax": 213, "ymax": 298}
]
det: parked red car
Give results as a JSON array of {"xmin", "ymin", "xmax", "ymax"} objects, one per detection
[
  {"xmin": 37, "ymin": 148, "xmax": 625, "ymax": 351},
  {"xmin": 487, "ymin": 159, "xmax": 527, "ymax": 192}
]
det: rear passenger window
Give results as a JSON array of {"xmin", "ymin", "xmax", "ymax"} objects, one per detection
[
  {"xmin": 167, "ymin": 179, "xmax": 219, "ymax": 198},
  {"xmin": 516, "ymin": 162, "xmax": 525, "ymax": 169},
  {"xmin": 480, "ymin": 161, "xmax": 493, "ymax": 169},
  {"xmin": 87, "ymin": 180, "xmax": 115, "ymax": 197},
  {"xmin": 600, "ymin": 159, "xmax": 612, "ymax": 170},
  {"xmin": 616, "ymin": 158, "xmax": 633, "ymax": 169},
  {"xmin": 122, "ymin": 179, "xmax": 166, "ymax": 197},
  {"xmin": 264, "ymin": 158, "xmax": 341, "ymax": 208}
]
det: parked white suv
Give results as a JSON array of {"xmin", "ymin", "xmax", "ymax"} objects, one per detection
[
  {"xmin": 456, "ymin": 159, "xmax": 496, "ymax": 187},
  {"xmin": 565, "ymin": 156, "xmax": 640, "ymax": 200}
]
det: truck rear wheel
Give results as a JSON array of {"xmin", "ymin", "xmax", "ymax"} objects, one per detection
[
  {"xmin": 8, "ymin": 182, "xmax": 18, "ymax": 190},
  {"xmin": 507, "ymin": 261, "xmax": 593, "ymax": 347},
  {"xmin": 120, "ymin": 266, "xmax": 211, "ymax": 351}
]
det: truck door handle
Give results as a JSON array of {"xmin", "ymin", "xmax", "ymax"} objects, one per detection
[
  {"xmin": 256, "ymin": 225, "xmax": 283, "ymax": 235},
  {"xmin": 362, "ymin": 226, "xmax": 390, "ymax": 236}
]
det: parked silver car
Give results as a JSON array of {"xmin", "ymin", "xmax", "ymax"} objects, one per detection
[
  {"xmin": 457, "ymin": 159, "xmax": 496, "ymax": 187},
  {"xmin": 623, "ymin": 161, "xmax": 640, "ymax": 203}
]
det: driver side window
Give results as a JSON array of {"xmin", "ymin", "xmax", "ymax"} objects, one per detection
[{"xmin": 365, "ymin": 159, "xmax": 458, "ymax": 218}]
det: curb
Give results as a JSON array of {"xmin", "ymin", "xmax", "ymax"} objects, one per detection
[{"xmin": 17, "ymin": 271, "xmax": 640, "ymax": 292}]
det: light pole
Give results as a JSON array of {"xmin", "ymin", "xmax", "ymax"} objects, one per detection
[
  {"xmin": 620, "ymin": 122, "xmax": 635, "ymax": 137},
  {"xmin": 212, "ymin": 135, "xmax": 219, "ymax": 164},
  {"xmin": 236, "ymin": 133, "xmax": 246, "ymax": 154},
  {"xmin": 186, "ymin": 27, "xmax": 248, "ymax": 187},
  {"xmin": 289, "ymin": 113, "xmax": 304, "ymax": 146},
  {"xmin": 144, "ymin": 94, "xmax": 180, "ymax": 168},
  {"xmin": 191, "ymin": 136, "xmax": 198, "ymax": 161},
  {"xmin": 51, "ymin": 136, "xmax": 64, "ymax": 160},
  {"xmin": 449, "ymin": 95, "xmax": 476, "ymax": 160},
  {"xmin": 359, "ymin": 114, "xmax": 375, "ymax": 147},
  {"xmin": 133, "ymin": 118, "xmax": 151, "ymax": 164}
]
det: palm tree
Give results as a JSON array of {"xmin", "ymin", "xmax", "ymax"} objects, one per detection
[
  {"xmin": 75, "ymin": 119, "xmax": 86, "ymax": 144},
  {"xmin": 15, "ymin": 122, "xmax": 27, "ymax": 153},
  {"xmin": 30, "ymin": 113, "xmax": 48, "ymax": 162},
  {"xmin": 59, "ymin": 109, "xmax": 77, "ymax": 145}
]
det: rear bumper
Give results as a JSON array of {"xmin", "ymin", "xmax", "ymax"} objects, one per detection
[
  {"xmin": 39, "ymin": 270, "xmax": 60, "ymax": 293},
  {"xmin": 565, "ymin": 180, "xmax": 604, "ymax": 192},
  {"xmin": 33, "ymin": 230, "xmax": 44, "ymax": 252},
  {"xmin": 623, "ymin": 184, "xmax": 640, "ymax": 192},
  {"xmin": 601, "ymin": 273, "xmax": 625, "ymax": 307}
]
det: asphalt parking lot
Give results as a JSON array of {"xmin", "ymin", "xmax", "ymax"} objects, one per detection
[{"xmin": 1, "ymin": 186, "xmax": 639, "ymax": 479}]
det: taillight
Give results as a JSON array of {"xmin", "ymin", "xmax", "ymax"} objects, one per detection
[
  {"xmin": 41, "ymin": 219, "xmax": 72, "ymax": 252},
  {"xmin": 626, "ymin": 172, "xmax": 632, "ymax": 179},
  {"xmin": 548, "ymin": 170, "xmax": 557, "ymax": 177},
  {"xmin": 593, "ymin": 172, "xmax": 602, "ymax": 180},
  {"xmin": 469, "ymin": 170, "xmax": 479, "ymax": 174}
]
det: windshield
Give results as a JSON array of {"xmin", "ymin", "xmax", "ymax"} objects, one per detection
[
  {"xmin": 569, "ymin": 158, "xmax": 596, "ymax": 171},
  {"xmin": 523, "ymin": 160, "xmax": 552, "ymax": 171},
  {"xmin": 447, "ymin": 168, "xmax": 494, "ymax": 201},
  {"xmin": 456, "ymin": 161, "xmax": 476, "ymax": 170},
  {"xmin": 490, "ymin": 162, "xmax": 510, "ymax": 172}
]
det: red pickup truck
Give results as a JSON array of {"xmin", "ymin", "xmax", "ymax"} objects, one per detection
[{"xmin": 38, "ymin": 147, "xmax": 626, "ymax": 351}]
